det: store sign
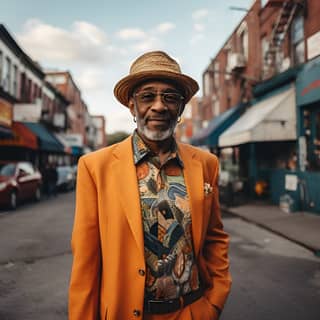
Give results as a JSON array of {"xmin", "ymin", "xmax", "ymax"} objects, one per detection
[
  {"xmin": 307, "ymin": 31, "xmax": 320, "ymax": 60},
  {"xmin": 0, "ymin": 99, "xmax": 13, "ymax": 127},
  {"xmin": 296, "ymin": 56, "xmax": 320, "ymax": 106},
  {"xmin": 285, "ymin": 175, "xmax": 298, "ymax": 191},
  {"xmin": 14, "ymin": 100, "xmax": 42, "ymax": 122},
  {"xmin": 301, "ymin": 79, "xmax": 320, "ymax": 96},
  {"xmin": 63, "ymin": 133, "xmax": 83, "ymax": 147}
]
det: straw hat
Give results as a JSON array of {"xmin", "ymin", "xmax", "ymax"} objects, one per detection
[{"xmin": 114, "ymin": 51, "xmax": 199, "ymax": 107}]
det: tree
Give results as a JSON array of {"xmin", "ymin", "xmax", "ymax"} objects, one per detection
[{"xmin": 106, "ymin": 131, "xmax": 130, "ymax": 146}]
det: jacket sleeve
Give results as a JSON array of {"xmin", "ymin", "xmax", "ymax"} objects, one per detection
[
  {"xmin": 203, "ymin": 156, "xmax": 232, "ymax": 311},
  {"xmin": 69, "ymin": 157, "xmax": 101, "ymax": 319}
]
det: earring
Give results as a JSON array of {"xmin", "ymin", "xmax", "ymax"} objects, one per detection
[
  {"xmin": 133, "ymin": 116, "xmax": 137, "ymax": 123},
  {"xmin": 177, "ymin": 116, "xmax": 181, "ymax": 123}
]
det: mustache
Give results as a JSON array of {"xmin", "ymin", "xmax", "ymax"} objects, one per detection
[{"xmin": 146, "ymin": 116, "xmax": 171, "ymax": 121}]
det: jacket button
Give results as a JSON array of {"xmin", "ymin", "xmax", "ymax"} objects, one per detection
[
  {"xmin": 138, "ymin": 269, "xmax": 145, "ymax": 276},
  {"xmin": 133, "ymin": 309, "xmax": 141, "ymax": 317}
]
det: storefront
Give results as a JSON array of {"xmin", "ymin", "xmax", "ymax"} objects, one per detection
[
  {"xmin": 219, "ymin": 84, "xmax": 297, "ymax": 204},
  {"xmin": 23, "ymin": 122, "xmax": 65, "ymax": 170},
  {"xmin": 294, "ymin": 55, "xmax": 320, "ymax": 214},
  {"xmin": 0, "ymin": 121, "xmax": 38, "ymax": 163},
  {"xmin": 191, "ymin": 102, "xmax": 246, "ymax": 153}
]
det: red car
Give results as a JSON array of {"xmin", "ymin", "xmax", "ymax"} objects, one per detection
[{"xmin": 0, "ymin": 161, "xmax": 42, "ymax": 210}]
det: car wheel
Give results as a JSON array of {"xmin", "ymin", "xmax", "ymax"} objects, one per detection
[
  {"xmin": 9, "ymin": 190, "xmax": 18, "ymax": 210},
  {"xmin": 34, "ymin": 186, "xmax": 41, "ymax": 202}
]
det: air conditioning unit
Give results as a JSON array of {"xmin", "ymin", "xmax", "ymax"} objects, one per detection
[{"xmin": 229, "ymin": 53, "xmax": 246, "ymax": 71}]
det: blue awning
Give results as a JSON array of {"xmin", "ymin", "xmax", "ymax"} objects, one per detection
[
  {"xmin": 190, "ymin": 103, "xmax": 246, "ymax": 147},
  {"xmin": 23, "ymin": 122, "xmax": 65, "ymax": 153}
]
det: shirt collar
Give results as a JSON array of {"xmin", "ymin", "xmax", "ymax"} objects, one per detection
[{"xmin": 132, "ymin": 130, "xmax": 183, "ymax": 167}]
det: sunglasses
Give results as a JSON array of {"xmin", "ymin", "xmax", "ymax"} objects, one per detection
[{"xmin": 133, "ymin": 91, "xmax": 184, "ymax": 109}]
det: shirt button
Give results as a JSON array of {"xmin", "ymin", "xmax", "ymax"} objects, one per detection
[
  {"xmin": 138, "ymin": 269, "xmax": 145, "ymax": 276},
  {"xmin": 133, "ymin": 309, "xmax": 141, "ymax": 317}
]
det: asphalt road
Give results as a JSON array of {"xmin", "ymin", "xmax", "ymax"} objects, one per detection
[{"xmin": 0, "ymin": 193, "xmax": 319, "ymax": 320}]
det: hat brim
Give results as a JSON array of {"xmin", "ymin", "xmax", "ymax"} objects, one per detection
[{"xmin": 114, "ymin": 70, "xmax": 199, "ymax": 107}]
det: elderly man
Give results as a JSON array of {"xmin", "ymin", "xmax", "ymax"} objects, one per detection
[{"xmin": 69, "ymin": 51, "xmax": 231, "ymax": 320}]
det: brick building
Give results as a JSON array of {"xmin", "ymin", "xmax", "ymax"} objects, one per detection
[
  {"xmin": 192, "ymin": 0, "xmax": 320, "ymax": 214},
  {"xmin": 0, "ymin": 24, "xmax": 70, "ymax": 167}
]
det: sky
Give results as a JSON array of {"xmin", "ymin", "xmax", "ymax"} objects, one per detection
[{"xmin": 1, "ymin": 0, "xmax": 254, "ymax": 134}]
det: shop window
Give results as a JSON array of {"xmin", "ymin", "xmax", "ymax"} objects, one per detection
[
  {"xmin": 291, "ymin": 14, "xmax": 305, "ymax": 65},
  {"xmin": 314, "ymin": 111, "xmax": 320, "ymax": 169},
  {"xmin": 303, "ymin": 108, "xmax": 320, "ymax": 171}
]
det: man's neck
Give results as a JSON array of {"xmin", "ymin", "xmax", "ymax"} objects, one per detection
[{"xmin": 139, "ymin": 133, "xmax": 175, "ymax": 163}]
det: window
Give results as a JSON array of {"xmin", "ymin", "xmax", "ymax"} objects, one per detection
[
  {"xmin": 3, "ymin": 57, "xmax": 11, "ymax": 92},
  {"xmin": 18, "ymin": 162, "xmax": 34, "ymax": 175},
  {"xmin": 303, "ymin": 108, "xmax": 320, "ymax": 171},
  {"xmin": 291, "ymin": 14, "xmax": 305, "ymax": 65},
  {"xmin": 13, "ymin": 65, "xmax": 18, "ymax": 97},
  {"xmin": 239, "ymin": 30, "xmax": 248, "ymax": 60},
  {"xmin": 225, "ymin": 48, "xmax": 232, "ymax": 80},
  {"xmin": 214, "ymin": 62, "xmax": 220, "ymax": 88},
  {"xmin": 204, "ymin": 72, "xmax": 211, "ymax": 96},
  {"xmin": 213, "ymin": 99, "xmax": 220, "ymax": 117}
]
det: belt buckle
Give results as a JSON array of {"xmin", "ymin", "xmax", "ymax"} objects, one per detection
[
  {"xmin": 145, "ymin": 299, "xmax": 177, "ymax": 314},
  {"xmin": 145, "ymin": 299, "xmax": 163, "ymax": 313}
]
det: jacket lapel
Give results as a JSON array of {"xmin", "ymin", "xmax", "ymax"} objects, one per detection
[
  {"xmin": 112, "ymin": 137, "xmax": 145, "ymax": 260},
  {"xmin": 178, "ymin": 144, "xmax": 204, "ymax": 258}
]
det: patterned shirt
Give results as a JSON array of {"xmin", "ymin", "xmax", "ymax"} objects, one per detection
[{"xmin": 132, "ymin": 131, "xmax": 200, "ymax": 300}]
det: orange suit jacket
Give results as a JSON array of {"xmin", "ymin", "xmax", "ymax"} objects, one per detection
[{"xmin": 69, "ymin": 136, "xmax": 232, "ymax": 319}]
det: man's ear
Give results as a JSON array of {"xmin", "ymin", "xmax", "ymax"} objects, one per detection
[{"xmin": 128, "ymin": 98, "xmax": 135, "ymax": 116}]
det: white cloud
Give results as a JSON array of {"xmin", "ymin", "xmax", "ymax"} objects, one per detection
[
  {"xmin": 77, "ymin": 68, "xmax": 106, "ymax": 92},
  {"xmin": 15, "ymin": 19, "xmax": 183, "ymax": 134},
  {"xmin": 194, "ymin": 23, "xmax": 205, "ymax": 32},
  {"xmin": 17, "ymin": 19, "xmax": 116, "ymax": 65},
  {"xmin": 132, "ymin": 36, "xmax": 162, "ymax": 52},
  {"xmin": 72, "ymin": 21, "xmax": 107, "ymax": 45},
  {"xmin": 154, "ymin": 22, "xmax": 175, "ymax": 34},
  {"xmin": 192, "ymin": 9, "xmax": 209, "ymax": 21},
  {"xmin": 116, "ymin": 28, "xmax": 146, "ymax": 40}
]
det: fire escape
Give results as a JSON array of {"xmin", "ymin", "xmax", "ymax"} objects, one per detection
[{"xmin": 264, "ymin": 0, "xmax": 305, "ymax": 78}]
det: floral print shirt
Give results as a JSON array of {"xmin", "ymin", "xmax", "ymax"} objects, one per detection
[{"xmin": 132, "ymin": 131, "xmax": 200, "ymax": 300}]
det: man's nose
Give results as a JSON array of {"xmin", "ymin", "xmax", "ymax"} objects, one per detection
[{"xmin": 151, "ymin": 95, "xmax": 167, "ymax": 112}]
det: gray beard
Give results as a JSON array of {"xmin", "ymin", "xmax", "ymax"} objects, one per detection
[
  {"xmin": 133, "ymin": 101, "xmax": 180, "ymax": 141},
  {"xmin": 137, "ymin": 121, "xmax": 175, "ymax": 141},
  {"xmin": 134, "ymin": 108, "xmax": 177, "ymax": 141}
]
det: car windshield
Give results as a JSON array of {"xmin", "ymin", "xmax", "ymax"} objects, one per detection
[{"xmin": 0, "ymin": 163, "xmax": 16, "ymax": 176}]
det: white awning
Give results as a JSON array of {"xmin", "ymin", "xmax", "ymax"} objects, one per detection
[{"xmin": 219, "ymin": 86, "xmax": 296, "ymax": 147}]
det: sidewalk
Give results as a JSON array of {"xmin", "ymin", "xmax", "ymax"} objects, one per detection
[{"xmin": 222, "ymin": 202, "xmax": 320, "ymax": 256}]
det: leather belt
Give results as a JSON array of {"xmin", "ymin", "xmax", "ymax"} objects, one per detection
[{"xmin": 144, "ymin": 287, "xmax": 204, "ymax": 314}]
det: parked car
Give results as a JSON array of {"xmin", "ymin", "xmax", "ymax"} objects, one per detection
[
  {"xmin": 0, "ymin": 161, "xmax": 42, "ymax": 210},
  {"xmin": 56, "ymin": 165, "xmax": 76, "ymax": 192}
]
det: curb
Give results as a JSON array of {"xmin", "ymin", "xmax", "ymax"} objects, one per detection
[{"xmin": 221, "ymin": 206, "xmax": 320, "ymax": 257}]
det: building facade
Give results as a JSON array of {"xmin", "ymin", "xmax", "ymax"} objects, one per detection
[{"xmin": 192, "ymin": 0, "xmax": 320, "ymax": 214}]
